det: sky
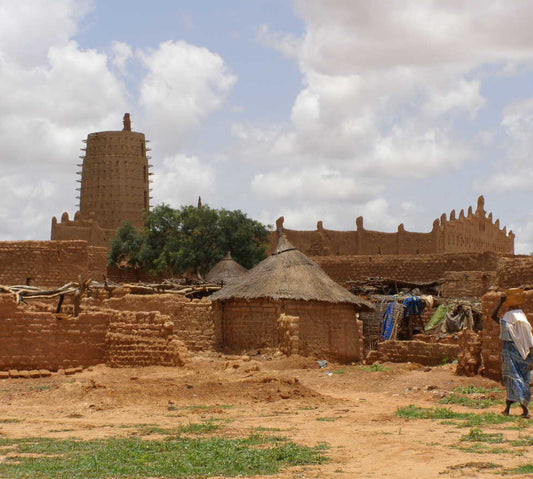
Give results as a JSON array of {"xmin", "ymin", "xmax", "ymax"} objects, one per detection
[{"xmin": 2, "ymin": 0, "xmax": 533, "ymax": 253}]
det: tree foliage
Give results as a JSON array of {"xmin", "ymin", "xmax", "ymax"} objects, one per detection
[{"xmin": 108, "ymin": 203, "xmax": 271, "ymax": 276}]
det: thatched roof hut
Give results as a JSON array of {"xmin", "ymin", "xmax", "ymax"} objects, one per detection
[
  {"xmin": 210, "ymin": 235, "xmax": 374, "ymax": 309},
  {"xmin": 210, "ymin": 234, "xmax": 374, "ymax": 361},
  {"xmin": 205, "ymin": 252, "xmax": 247, "ymax": 284}
]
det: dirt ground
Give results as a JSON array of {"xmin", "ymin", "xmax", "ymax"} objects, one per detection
[{"xmin": 0, "ymin": 353, "xmax": 532, "ymax": 479}]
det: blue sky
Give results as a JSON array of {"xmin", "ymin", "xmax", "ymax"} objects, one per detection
[{"xmin": 2, "ymin": 0, "xmax": 533, "ymax": 253}]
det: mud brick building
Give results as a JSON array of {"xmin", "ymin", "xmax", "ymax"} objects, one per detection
[
  {"xmin": 51, "ymin": 113, "xmax": 152, "ymax": 247},
  {"xmin": 211, "ymin": 235, "xmax": 374, "ymax": 362}
]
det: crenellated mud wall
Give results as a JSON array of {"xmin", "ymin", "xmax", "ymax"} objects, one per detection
[{"xmin": 273, "ymin": 196, "xmax": 514, "ymax": 256}]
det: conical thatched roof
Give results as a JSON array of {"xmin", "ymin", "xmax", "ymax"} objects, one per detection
[
  {"xmin": 205, "ymin": 252, "xmax": 247, "ymax": 284},
  {"xmin": 209, "ymin": 234, "xmax": 374, "ymax": 310}
]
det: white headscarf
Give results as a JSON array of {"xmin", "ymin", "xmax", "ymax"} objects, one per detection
[{"xmin": 502, "ymin": 309, "xmax": 533, "ymax": 359}]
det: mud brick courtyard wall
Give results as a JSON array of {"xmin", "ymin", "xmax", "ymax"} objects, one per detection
[
  {"xmin": 440, "ymin": 271, "xmax": 497, "ymax": 298},
  {"xmin": 213, "ymin": 299, "xmax": 364, "ymax": 362},
  {"xmin": 0, "ymin": 240, "xmax": 107, "ymax": 287},
  {"xmin": 481, "ymin": 290, "xmax": 533, "ymax": 381},
  {"xmin": 495, "ymin": 256, "xmax": 533, "ymax": 289},
  {"xmin": 0, "ymin": 293, "xmax": 210, "ymax": 372},
  {"xmin": 98, "ymin": 294, "xmax": 215, "ymax": 352},
  {"xmin": 366, "ymin": 339, "xmax": 459, "ymax": 366},
  {"xmin": 105, "ymin": 310, "xmax": 189, "ymax": 367},
  {"xmin": 313, "ymin": 252, "xmax": 501, "ymax": 284},
  {"xmin": 0, "ymin": 294, "xmax": 109, "ymax": 371}
]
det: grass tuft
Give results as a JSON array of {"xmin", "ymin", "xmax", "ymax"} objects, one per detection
[{"xmin": 358, "ymin": 364, "xmax": 388, "ymax": 372}]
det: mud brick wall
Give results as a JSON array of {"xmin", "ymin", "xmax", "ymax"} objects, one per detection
[
  {"xmin": 0, "ymin": 294, "xmax": 109, "ymax": 371},
  {"xmin": 313, "ymin": 252, "xmax": 501, "ymax": 286},
  {"xmin": 106, "ymin": 266, "xmax": 166, "ymax": 284},
  {"xmin": 496, "ymin": 255, "xmax": 533, "ymax": 289},
  {"xmin": 213, "ymin": 299, "xmax": 364, "ymax": 362},
  {"xmin": 456, "ymin": 330, "xmax": 482, "ymax": 377},
  {"xmin": 368, "ymin": 339, "xmax": 459, "ymax": 366},
  {"xmin": 105, "ymin": 310, "xmax": 189, "ymax": 367},
  {"xmin": 88, "ymin": 246, "xmax": 108, "ymax": 281},
  {"xmin": 481, "ymin": 290, "xmax": 533, "ymax": 381},
  {"xmin": 214, "ymin": 299, "xmax": 280, "ymax": 351},
  {"xmin": 441, "ymin": 271, "xmax": 496, "ymax": 298},
  {"xmin": 100, "ymin": 294, "xmax": 215, "ymax": 352},
  {"xmin": 283, "ymin": 301, "xmax": 364, "ymax": 362},
  {"xmin": 0, "ymin": 240, "xmax": 95, "ymax": 287}
]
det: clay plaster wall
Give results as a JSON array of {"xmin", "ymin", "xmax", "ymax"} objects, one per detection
[
  {"xmin": 51, "ymin": 212, "xmax": 116, "ymax": 248},
  {"xmin": 214, "ymin": 299, "xmax": 363, "ymax": 362},
  {"xmin": 0, "ymin": 240, "xmax": 105, "ymax": 287}
]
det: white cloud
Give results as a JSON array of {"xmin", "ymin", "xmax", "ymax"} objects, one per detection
[
  {"xmin": 251, "ymin": 166, "xmax": 383, "ymax": 202},
  {"xmin": 137, "ymin": 40, "xmax": 237, "ymax": 154},
  {"xmin": 111, "ymin": 41, "xmax": 133, "ymax": 75},
  {"xmin": 477, "ymin": 95, "xmax": 533, "ymax": 193},
  {"xmin": 0, "ymin": 0, "xmax": 92, "ymax": 68},
  {"xmin": 152, "ymin": 155, "xmax": 215, "ymax": 207}
]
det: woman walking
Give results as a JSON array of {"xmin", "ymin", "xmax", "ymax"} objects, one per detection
[{"xmin": 492, "ymin": 289, "xmax": 533, "ymax": 418}]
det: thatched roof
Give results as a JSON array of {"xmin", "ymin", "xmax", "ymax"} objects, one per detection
[
  {"xmin": 205, "ymin": 252, "xmax": 247, "ymax": 284},
  {"xmin": 209, "ymin": 234, "xmax": 375, "ymax": 311}
]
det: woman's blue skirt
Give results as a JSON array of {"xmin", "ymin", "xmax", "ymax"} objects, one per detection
[{"xmin": 502, "ymin": 340, "xmax": 532, "ymax": 405}]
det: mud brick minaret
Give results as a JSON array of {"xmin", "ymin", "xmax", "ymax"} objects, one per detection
[{"xmin": 51, "ymin": 114, "xmax": 153, "ymax": 247}]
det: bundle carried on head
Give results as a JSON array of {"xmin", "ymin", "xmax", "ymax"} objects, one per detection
[{"xmin": 504, "ymin": 288, "xmax": 525, "ymax": 308}]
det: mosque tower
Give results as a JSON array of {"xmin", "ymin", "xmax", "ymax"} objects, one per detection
[
  {"xmin": 51, "ymin": 114, "xmax": 153, "ymax": 246},
  {"xmin": 77, "ymin": 113, "xmax": 151, "ymax": 229}
]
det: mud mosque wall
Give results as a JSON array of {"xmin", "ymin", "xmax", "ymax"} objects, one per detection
[{"xmin": 272, "ymin": 196, "xmax": 514, "ymax": 257}]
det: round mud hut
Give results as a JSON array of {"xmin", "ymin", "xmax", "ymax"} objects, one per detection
[
  {"xmin": 209, "ymin": 234, "xmax": 375, "ymax": 362},
  {"xmin": 205, "ymin": 252, "xmax": 247, "ymax": 285}
]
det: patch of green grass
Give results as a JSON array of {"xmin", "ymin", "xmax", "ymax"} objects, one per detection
[
  {"xmin": 358, "ymin": 364, "xmax": 388, "ymax": 372},
  {"xmin": 333, "ymin": 370, "xmax": 345, "ymax": 375},
  {"xmin": 453, "ymin": 385, "xmax": 503, "ymax": 395},
  {"xmin": 439, "ymin": 394, "xmax": 502, "ymax": 409},
  {"xmin": 134, "ymin": 426, "xmax": 176, "ymax": 436},
  {"xmin": 507, "ymin": 464, "xmax": 533, "ymax": 474},
  {"xmin": 31, "ymin": 385, "xmax": 53, "ymax": 391},
  {"xmin": 396, "ymin": 405, "xmax": 468, "ymax": 420},
  {"xmin": 461, "ymin": 428, "xmax": 504, "ymax": 444},
  {"xmin": 177, "ymin": 421, "xmax": 222, "ymax": 434},
  {"xmin": 0, "ymin": 435, "xmax": 328, "ymax": 479},
  {"xmin": 253, "ymin": 427, "xmax": 283, "ymax": 433},
  {"xmin": 510, "ymin": 435, "xmax": 533, "ymax": 447},
  {"xmin": 452, "ymin": 443, "xmax": 514, "ymax": 455},
  {"xmin": 396, "ymin": 405, "xmax": 517, "ymax": 427},
  {"xmin": 316, "ymin": 417, "xmax": 338, "ymax": 422},
  {"xmin": 0, "ymin": 419, "xmax": 21, "ymax": 424},
  {"xmin": 178, "ymin": 404, "xmax": 234, "ymax": 411}
]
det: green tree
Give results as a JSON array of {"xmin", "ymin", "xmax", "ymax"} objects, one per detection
[
  {"xmin": 108, "ymin": 203, "xmax": 271, "ymax": 276},
  {"xmin": 108, "ymin": 222, "xmax": 144, "ymax": 268}
]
